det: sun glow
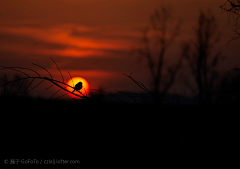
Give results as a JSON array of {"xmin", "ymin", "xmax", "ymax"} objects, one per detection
[{"xmin": 66, "ymin": 77, "xmax": 89, "ymax": 98}]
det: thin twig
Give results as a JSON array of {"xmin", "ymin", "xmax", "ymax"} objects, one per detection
[
  {"xmin": 0, "ymin": 67, "xmax": 29, "ymax": 77},
  {"xmin": 24, "ymin": 79, "xmax": 45, "ymax": 96},
  {"xmin": 46, "ymin": 84, "xmax": 54, "ymax": 90},
  {"xmin": 8, "ymin": 81, "xmax": 14, "ymax": 96},
  {"xmin": 0, "ymin": 77, "xmax": 7, "ymax": 82},
  {"xmin": 0, "ymin": 66, "xmax": 40, "ymax": 77},
  {"xmin": 20, "ymin": 78, "xmax": 35, "ymax": 97},
  {"xmin": 32, "ymin": 63, "xmax": 53, "ymax": 79},
  {"xmin": 49, "ymin": 89, "xmax": 61, "ymax": 99},
  {"xmin": 123, "ymin": 73, "xmax": 171, "ymax": 105},
  {"xmin": 49, "ymin": 57, "xmax": 64, "ymax": 83},
  {"xmin": 16, "ymin": 79, "xmax": 25, "ymax": 96},
  {"xmin": 123, "ymin": 73, "xmax": 152, "ymax": 96},
  {"xmin": 68, "ymin": 71, "xmax": 74, "ymax": 87}
]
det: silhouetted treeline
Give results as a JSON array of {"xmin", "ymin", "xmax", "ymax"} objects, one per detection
[{"xmin": 133, "ymin": 7, "xmax": 239, "ymax": 106}]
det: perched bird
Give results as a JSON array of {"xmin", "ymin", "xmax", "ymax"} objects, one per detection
[{"xmin": 72, "ymin": 81, "xmax": 83, "ymax": 92}]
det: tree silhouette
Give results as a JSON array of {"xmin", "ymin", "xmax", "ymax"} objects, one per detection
[
  {"xmin": 181, "ymin": 11, "xmax": 223, "ymax": 105},
  {"xmin": 220, "ymin": 0, "xmax": 240, "ymax": 40},
  {"xmin": 136, "ymin": 6, "xmax": 182, "ymax": 102}
]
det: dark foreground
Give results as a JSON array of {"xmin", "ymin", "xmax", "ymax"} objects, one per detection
[{"xmin": 1, "ymin": 97, "xmax": 238, "ymax": 167}]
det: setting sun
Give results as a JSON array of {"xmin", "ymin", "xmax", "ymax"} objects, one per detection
[{"xmin": 66, "ymin": 77, "xmax": 90, "ymax": 99}]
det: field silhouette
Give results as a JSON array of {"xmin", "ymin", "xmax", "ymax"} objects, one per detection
[{"xmin": 1, "ymin": 95, "xmax": 238, "ymax": 166}]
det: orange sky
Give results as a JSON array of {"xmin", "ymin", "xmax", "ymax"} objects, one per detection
[{"xmin": 0, "ymin": 0, "xmax": 239, "ymax": 98}]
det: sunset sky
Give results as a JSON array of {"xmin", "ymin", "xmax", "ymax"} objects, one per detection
[{"xmin": 0, "ymin": 0, "xmax": 239, "ymax": 98}]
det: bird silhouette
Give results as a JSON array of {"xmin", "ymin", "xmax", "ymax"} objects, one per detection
[{"xmin": 72, "ymin": 81, "xmax": 83, "ymax": 93}]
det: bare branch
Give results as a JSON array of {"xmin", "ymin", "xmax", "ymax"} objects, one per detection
[
  {"xmin": 0, "ymin": 66, "xmax": 30, "ymax": 77},
  {"xmin": 23, "ymin": 79, "xmax": 45, "ymax": 96},
  {"xmin": 123, "ymin": 73, "xmax": 152, "ymax": 95},
  {"xmin": 49, "ymin": 89, "xmax": 61, "ymax": 99},
  {"xmin": 32, "ymin": 63, "xmax": 52, "ymax": 79},
  {"xmin": 221, "ymin": 0, "xmax": 240, "ymax": 40},
  {"xmin": 49, "ymin": 57, "xmax": 64, "ymax": 83},
  {"xmin": 20, "ymin": 78, "xmax": 35, "ymax": 97},
  {"xmin": 0, "ymin": 66, "xmax": 40, "ymax": 77},
  {"xmin": 68, "ymin": 71, "xmax": 74, "ymax": 87}
]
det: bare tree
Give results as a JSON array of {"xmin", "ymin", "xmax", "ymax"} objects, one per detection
[
  {"xmin": 182, "ymin": 11, "xmax": 223, "ymax": 105},
  {"xmin": 220, "ymin": 0, "xmax": 240, "ymax": 40},
  {"xmin": 137, "ymin": 6, "xmax": 182, "ymax": 102}
]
